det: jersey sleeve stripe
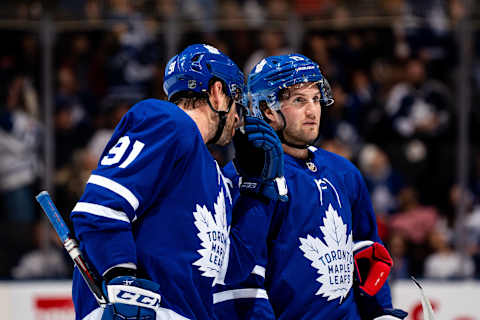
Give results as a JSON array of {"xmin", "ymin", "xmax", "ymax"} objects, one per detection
[
  {"xmin": 213, "ymin": 288, "xmax": 269, "ymax": 304},
  {"xmin": 88, "ymin": 174, "xmax": 139, "ymax": 211},
  {"xmin": 251, "ymin": 265, "xmax": 266, "ymax": 278},
  {"xmin": 72, "ymin": 202, "xmax": 131, "ymax": 223}
]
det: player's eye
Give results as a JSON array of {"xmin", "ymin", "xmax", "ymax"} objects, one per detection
[
  {"xmin": 293, "ymin": 97, "xmax": 306, "ymax": 104},
  {"xmin": 312, "ymin": 96, "xmax": 321, "ymax": 104}
]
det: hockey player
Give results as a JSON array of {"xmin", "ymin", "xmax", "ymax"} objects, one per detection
[
  {"xmin": 70, "ymin": 44, "xmax": 287, "ymax": 320},
  {"xmin": 213, "ymin": 54, "xmax": 408, "ymax": 319}
]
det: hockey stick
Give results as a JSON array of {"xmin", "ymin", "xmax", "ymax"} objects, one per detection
[
  {"xmin": 36, "ymin": 191, "xmax": 108, "ymax": 307},
  {"xmin": 411, "ymin": 276, "xmax": 436, "ymax": 320}
]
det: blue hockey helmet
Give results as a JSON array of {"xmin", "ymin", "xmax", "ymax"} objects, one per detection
[
  {"xmin": 163, "ymin": 44, "xmax": 247, "ymax": 109},
  {"xmin": 248, "ymin": 54, "xmax": 334, "ymax": 117}
]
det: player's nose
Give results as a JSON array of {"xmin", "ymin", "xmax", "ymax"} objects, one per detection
[{"xmin": 305, "ymin": 104, "xmax": 316, "ymax": 118}]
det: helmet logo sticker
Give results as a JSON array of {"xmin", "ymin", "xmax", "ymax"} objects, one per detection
[
  {"xmin": 254, "ymin": 59, "xmax": 267, "ymax": 74},
  {"xmin": 290, "ymin": 55, "xmax": 304, "ymax": 61},
  {"xmin": 167, "ymin": 61, "xmax": 176, "ymax": 75},
  {"xmin": 188, "ymin": 80, "xmax": 197, "ymax": 89},
  {"xmin": 297, "ymin": 66, "xmax": 315, "ymax": 71},
  {"xmin": 203, "ymin": 44, "xmax": 221, "ymax": 54}
]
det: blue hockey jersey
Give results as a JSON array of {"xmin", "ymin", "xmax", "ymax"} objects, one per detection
[
  {"xmin": 70, "ymin": 99, "xmax": 269, "ymax": 320},
  {"xmin": 214, "ymin": 147, "xmax": 393, "ymax": 320}
]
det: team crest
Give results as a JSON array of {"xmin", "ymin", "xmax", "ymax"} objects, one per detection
[
  {"xmin": 299, "ymin": 204, "xmax": 353, "ymax": 302},
  {"xmin": 306, "ymin": 161, "xmax": 317, "ymax": 172},
  {"xmin": 192, "ymin": 188, "xmax": 230, "ymax": 286}
]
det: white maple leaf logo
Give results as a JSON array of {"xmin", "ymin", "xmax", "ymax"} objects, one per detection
[
  {"xmin": 192, "ymin": 188, "xmax": 230, "ymax": 286},
  {"xmin": 299, "ymin": 204, "xmax": 353, "ymax": 302}
]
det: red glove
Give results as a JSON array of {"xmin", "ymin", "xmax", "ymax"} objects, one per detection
[{"xmin": 353, "ymin": 241, "xmax": 393, "ymax": 296}]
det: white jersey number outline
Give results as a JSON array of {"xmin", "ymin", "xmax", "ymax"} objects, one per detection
[{"xmin": 101, "ymin": 136, "xmax": 145, "ymax": 168}]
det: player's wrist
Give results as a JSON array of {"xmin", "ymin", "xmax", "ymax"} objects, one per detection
[
  {"xmin": 103, "ymin": 264, "xmax": 137, "ymax": 283},
  {"xmin": 238, "ymin": 176, "xmax": 288, "ymax": 202}
]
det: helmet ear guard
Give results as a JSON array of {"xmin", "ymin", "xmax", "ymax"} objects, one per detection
[{"xmin": 318, "ymin": 78, "xmax": 334, "ymax": 107}]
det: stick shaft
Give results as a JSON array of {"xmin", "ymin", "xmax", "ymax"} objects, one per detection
[{"xmin": 36, "ymin": 191, "xmax": 108, "ymax": 306}]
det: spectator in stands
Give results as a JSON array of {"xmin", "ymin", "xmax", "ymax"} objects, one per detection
[
  {"xmin": 358, "ymin": 144, "xmax": 405, "ymax": 215},
  {"xmin": 105, "ymin": 0, "xmax": 158, "ymax": 99},
  {"xmin": 385, "ymin": 58, "xmax": 450, "ymax": 141},
  {"xmin": 424, "ymin": 225, "xmax": 475, "ymax": 279},
  {"xmin": 389, "ymin": 234, "xmax": 410, "ymax": 280},
  {"xmin": 54, "ymin": 86, "xmax": 93, "ymax": 171},
  {"xmin": 0, "ymin": 72, "xmax": 42, "ymax": 277},
  {"xmin": 55, "ymin": 66, "xmax": 93, "ymax": 125},
  {"xmin": 11, "ymin": 221, "xmax": 70, "ymax": 279},
  {"xmin": 54, "ymin": 96, "xmax": 131, "ymax": 215},
  {"xmin": 0, "ymin": 0, "xmax": 470, "ymax": 282},
  {"xmin": 302, "ymin": 33, "xmax": 343, "ymax": 85},
  {"xmin": 449, "ymin": 183, "xmax": 480, "ymax": 279},
  {"xmin": 320, "ymin": 84, "xmax": 360, "ymax": 149},
  {"xmin": 244, "ymin": 26, "xmax": 291, "ymax": 74},
  {"xmin": 465, "ymin": 203, "xmax": 480, "ymax": 278},
  {"xmin": 389, "ymin": 187, "xmax": 439, "ymax": 277},
  {"xmin": 384, "ymin": 58, "xmax": 452, "ymax": 205}
]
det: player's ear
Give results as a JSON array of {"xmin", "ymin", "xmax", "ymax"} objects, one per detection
[
  {"xmin": 209, "ymin": 80, "xmax": 226, "ymax": 109},
  {"xmin": 261, "ymin": 104, "xmax": 281, "ymax": 130}
]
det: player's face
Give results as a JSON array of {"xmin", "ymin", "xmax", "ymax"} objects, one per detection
[
  {"xmin": 217, "ymin": 98, "xmax": 243, "ymax": 146},
  {"xmin": 280, "ymin": 84, "xmax": 322, "ymax": 145}
]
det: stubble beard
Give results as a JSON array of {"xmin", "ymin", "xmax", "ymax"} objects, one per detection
[
  {"xmin": 216, "ymin": 117, "xmax": 235, "ymax": 146},
  {"xmin": 285, "ymin": 124, "xmax": 319, "ymax": 146}
]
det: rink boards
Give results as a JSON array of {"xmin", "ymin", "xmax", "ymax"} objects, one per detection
[{"xmin": 0, "ymin": 280, "xmax": 478, "ymax": 319}]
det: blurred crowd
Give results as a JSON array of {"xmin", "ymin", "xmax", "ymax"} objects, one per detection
[{"xmin": 1, "ymin": 0, "xmax": 480, "ymax": 282}]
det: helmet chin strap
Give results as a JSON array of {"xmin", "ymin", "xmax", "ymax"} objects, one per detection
[
  {"xmin": 207, "ymin": 98, "xmax": 233, "ymax": 145},
  {"xmin": 276, "ymin": 111, "xmax": 312, "ymax": 149}
]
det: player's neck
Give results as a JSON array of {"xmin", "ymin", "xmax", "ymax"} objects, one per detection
[
  {"xmin": 283, "ymin": 144, "xmax": 308, "ymax": 159},
  {"xmin": 183, "ymin": 107, "xmax": 217, "ymax": 144}
]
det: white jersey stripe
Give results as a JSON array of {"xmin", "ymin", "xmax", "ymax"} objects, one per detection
[
  {"xmin": 73, "ymin": 202, "xmax": 130, "ymax": 223},
  {"xmin": 82, "ymin": 306, "xmax": 191, "ymax": 320},
  {"xmin": 251, "ymin": 265, "xmax": 266, "ymax": 278},
  {"xmin": 213, "ymin": 288, "xmax": 269, "ymax": 304},
  {"xmin": 88, "ymin": 174, "xmax": 139, "ymax": 211}
]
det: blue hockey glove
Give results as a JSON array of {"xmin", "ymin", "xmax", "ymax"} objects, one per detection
[
  {"xmin": 101, "ymin": 276, "xmax": 161, "ymax": 320},
  {"xmin": 233, "ymin": 116, "xmax": 288, "ymax": 202},
  {"xmin": 353, "ymin": 241, "xmax": 393, "ymax": 296},
  {"xmin": 373, "ymin": 308, "xmax": 408, "ymax": 319}
]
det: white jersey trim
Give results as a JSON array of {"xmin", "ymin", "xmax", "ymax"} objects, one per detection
[
  {"xmin": 102, "ymin": 262, "xmax": 137, "ymax": 276},
  {"xmin": 73, "ymin": 202, "xmax": 130, "ymax": 223},
  {"xmin": 88, "ymin": 174, "xmax": 139, "ymax": 211},
  {"xmin": 82, "ymin": 306, "xmax": 191, "ymax": 320},
  {"xmin": 82, "ymin": 307, "xmax": 103, "ymax": 320},
  {"xmin": 251, "ymin": 265, "xmax": 265, "ymax": 278},
  {"xmin": 213, "ymin": 288, "xmax": 269, "ymax": 304}
]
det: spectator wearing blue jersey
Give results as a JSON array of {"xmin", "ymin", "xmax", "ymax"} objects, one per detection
[
  {"xmin": 214, "ymin": 54, "xmax": 407, "ymax": 320},
  {"xmin": 70, "ymin": 44, "xmax": 287, "ymax": 320}
]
